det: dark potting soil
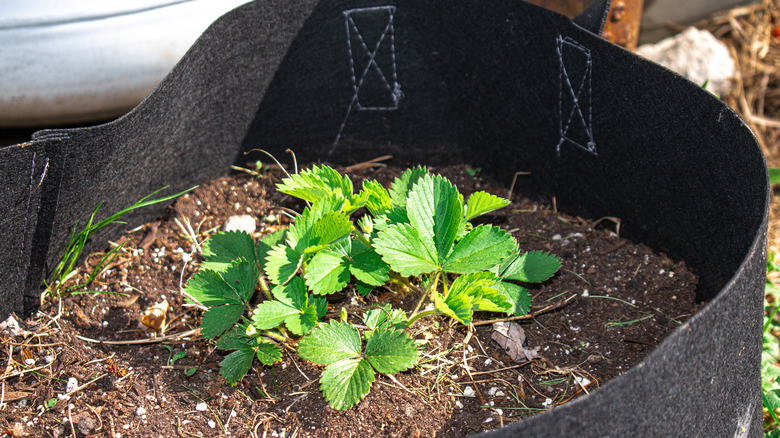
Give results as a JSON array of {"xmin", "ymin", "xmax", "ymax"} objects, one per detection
[{"xmin": 0, "ymin": 164, "xmax": 700, "ymax": 437}]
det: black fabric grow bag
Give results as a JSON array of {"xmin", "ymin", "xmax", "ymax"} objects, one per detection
[{"xmin": 0, "ymin": 0, "xmax": 767, "ymax": 436}]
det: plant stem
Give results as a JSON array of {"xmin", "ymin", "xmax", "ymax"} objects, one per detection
[
  {"xmin": 259, "ymin": 276, "xmax": 272, "ymax": 300},
  {"xmin": 354, "ymin": 229, "xmax": 373, "ymax": 248},
  {"xmin": 261, "ymin": 331, "xmax": 286, "ymax": 343},
  {"xmin": 389, "ymin": 272, "xmax": 419, "ymax": 295},
  {"xmin": 406, "ymin": 309, "xmax": 440, "ymax": 326},
  {"xmin": 411, "ymin": 272, "xmax": 440, "ymax": 317}
]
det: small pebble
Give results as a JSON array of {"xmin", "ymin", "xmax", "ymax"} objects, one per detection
[
  {"xmin": 462, "ymin": 386, "xmax": 475, "ymax": 397},
  {"xmin": 195, "ymin": 402, "xmax": 208, "ymax": 412},
  {"xmin": 65, "ymin": 377, "xmax": 78, "ymax": 393},
  {"xmin": 136, "ymin": 407, "xmax": 147, "ymax": 416},
  {"xmin": 223, "ymin": 215, "xmax": 257, "ymax": 234}
]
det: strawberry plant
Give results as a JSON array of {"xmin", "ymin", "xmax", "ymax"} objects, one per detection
[{"xmin": 184, "ymin": 164, "xmax": 561, "ymax": 411}]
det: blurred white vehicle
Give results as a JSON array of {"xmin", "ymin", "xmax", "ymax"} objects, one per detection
[{"xmin": 0, "ymin": 0, "xmax": 252, "ymax": 127}]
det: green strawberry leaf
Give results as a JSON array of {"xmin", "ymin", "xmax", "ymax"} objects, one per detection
[
  {"xmin": 373, "ymin": 223, "xmax": 438, "ymax": 276},
  {"xmin": 442, "ymin": 225, "xmax": 516, "ymax": 274},
  {"xmin": 363, "ymin": 304, "xmax": 408, "ymax": 331},
  {"xmin": 464, "ymin": 191, "xmax": 510, "ymax": 221},
  {"xmin": 286, "ymin": 195, "xmax": 346, "ymax": 252},
  {"xmin": 406, "ymin": 174, "xmax": 462, "ymax": 263},
  {"xmin": 216, "ymin": 326, "xmax": 254, "ymax": 350},
  {"xmin": 494, "ymin": 281, "xmax": 532, "ymax": 316},
  {"xmin": 185, "ymin": 269, "xmax": 235, "ymax": 307},
  {"xmin": 220, "ymin": 348, "xmax": 256, "ymax": 384},
  {"xmin": 284, "ymin": 303, "xmax": 319, "ymax": 336},
  {"xmin": 362, "ymin": 179, "xmax": 392, "ymax": 216},
  {"xmin": 434, "ymin": 291, "xmax": 474, "ymax": 326},
  {"xmin": 201, "ymin": 304, "xmax": 246, "ymax": 339},
  {"xmin": 500, "ymin": 251, "xmax": 562, "ymax": 283},
  {"xmin": 265, "ymin": 244, "xmax": 303, "ymax": 285},
  {"xmin": 389, "ymin": 166, "xmax": 428, "ymax": 209},
  {"xmin": 255, "ymin": 341, "xmax": 283, "ymax": 366},
  {"xmin": 184, "ymin": 259, "xmax": 256, "ymax": 339},
  {"xmin": 202, "ymin": 231, "xmax": 257, "ymax": 271},
  {"xmin": 348, "ymin": 239, "xmax": 389, "ymax": 286},
  {"xmin": 252, "ymin": 277, "xmax": 319, "ymax": 335},
  {"xmin": 256, "ymin": 228, "xmax": 287, "ymax": 272},
  {"xmin": 216, "ymin": 327, "xmax": 281, "ymax": 383},
  {"xmin": 273, "ymin": 276, "xmax": 308, "ymax": 308},
  {"xmin": 298, "ymin": 320, "xmax": 362, "ymax": 366},
  {"xmin": 471, "ymin": 285, "xmax": 511, "ymax": 313},
  {"xmin": 354, "ymin": 281, "xmax": 374, "ymax": 297},
  {"xmin": 277, "ymin": 165, "xmax": 353, "ymax": 204},
  {"xmin": 313, "ymin": 296, "xmax": 328, "ymax": 319},
  {"xmin": 305, "ymin": 212, "xmax": 353, "ymax": 254},
  {"xmin": 219, "ymin": 257, "xmax": 260, "ymax": 303},
  {"xmin": 364, "ymin": 327, "xmax": 419, "ymax": 374},
  {"xmin": 305, "ymin": 249, "xmax": 351, "ymax": 295},
  {"xmin": 319, "ymin": 358, "xmax": 375, "ymax": 412}
]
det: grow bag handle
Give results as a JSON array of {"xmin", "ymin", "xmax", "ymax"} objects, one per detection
[{"xmin": 573, "ymin": 0, "xmax": 611, "ymax": 36}]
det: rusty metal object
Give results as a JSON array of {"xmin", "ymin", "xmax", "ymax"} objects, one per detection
[
  {"xmin": 602, "ymin": 0, "xmax": 644, "ymax": 50},
  {"xmin": 526, "ymin": 0, "xmax": 644, "ymax": 50},
  {"xmin": 524, "ymin": 0, "xmax": 591, "ymax": 18}
]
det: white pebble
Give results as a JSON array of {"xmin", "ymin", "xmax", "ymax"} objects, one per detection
[
  {"xmin": 462, "ymin": 386, "xmax": 475, "ymax": 397},
  {"xmin": 195, "ymin": 402, "xmax": 208, "ymax": 412},
  {"xmin": 542, "ymin": 398, "xmax": 553, "ymax": 407},
  {"xmin": 136, "ymin": 407, "xmax": 147, "ymax": 416},
  {"xmin": 575, "ymin": 376, "xmax": 592, "ymax": 387},
  {"xmin": 208, "ymin": 420, "xmax": 216, "ymax": 428},
  {"xmin": 223, "ymin": 215, "xmax": 257, "ymax": 234},
  {"xmin": 65, "ymin": 377, "xmax": 78, "ymax": 393}
]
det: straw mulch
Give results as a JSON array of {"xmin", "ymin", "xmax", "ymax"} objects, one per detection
[{"xmin": 700, "ymin": 0, "xmax": 780, "ymax": 254}]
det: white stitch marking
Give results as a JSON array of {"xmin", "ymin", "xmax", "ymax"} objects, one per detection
[
  {"xmin": 556, "ymin": 36, "xmax": 597, "ymax": 156},
  {"xmin": 733, "ymin": 402, "xmax": 755, "ymax": 438},
  {"xmin": 331, "ymin": 5, "xmax": 401, "ymax": 153}
]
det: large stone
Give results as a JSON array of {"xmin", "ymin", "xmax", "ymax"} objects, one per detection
[{"xmin": 636, "ymin": 27, "xmax": 736, "ymax": 96}]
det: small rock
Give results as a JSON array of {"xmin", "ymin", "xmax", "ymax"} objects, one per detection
[
  {"xmin": 195, "ymin": 402, "xmax": 208, "ymax": 411},
  {"xmin": 65, "ymin": 377, "xmax": 78, "ymax": 393},
  {"xmin": 0, "ymin": 314, "xmax": 24, "ymax": 336},
  {"xmin": 223, "ymin": 215, "xmax": 256, "ymax": 234},
  {"xmin": 636, "ymin": 27, "xmax": 735, "ymax": 96},
  {"xmin": 462, "ymin": 386, "xmax": 476, "ymax": 397},
  {"xmin": 208, "ymin": 420, "xmax": 216, "ymax": 428},
  {"xmin": 75, "ymin": 412, "xmax": 97, "ymax": 434},
  {"xmin": 135, "ymin": 407, "xmax": 147, "ymax": 416}
]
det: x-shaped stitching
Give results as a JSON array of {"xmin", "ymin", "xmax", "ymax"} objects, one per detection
[
  {"xmin": 344, "ymin": 6, "xmax": 399, "ymax": 110},
  {"xmin": 332, "ymin": 6, "xmax": 400, "ymax": 153},
  {"xmin": 556, "ymin": 37, "xmax": 597, "ymax": 156}
]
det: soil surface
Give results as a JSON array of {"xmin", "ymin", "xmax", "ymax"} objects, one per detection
[{"xmin": 0, "ymin": 163, "xmax": 701, "ymax": 438}]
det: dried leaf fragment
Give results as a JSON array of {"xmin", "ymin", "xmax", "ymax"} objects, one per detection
[
  {"xmin": 491, "ymin": 321, "xmax": 540, "ymax": 363},
  {"xmin": 141, "ymin": 300, "xmax": 170, "ymax": 331}
]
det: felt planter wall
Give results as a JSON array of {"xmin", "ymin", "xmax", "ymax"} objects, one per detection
[{"xmin": 0, "ymin": 0, "xmax": 767, "ymax": 436}]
